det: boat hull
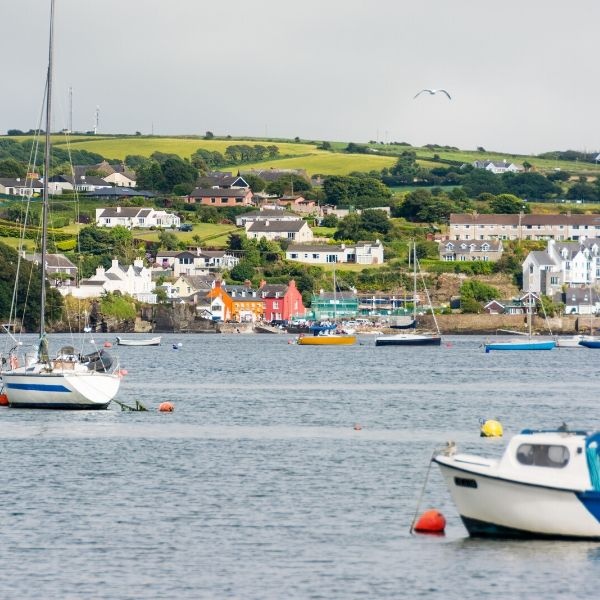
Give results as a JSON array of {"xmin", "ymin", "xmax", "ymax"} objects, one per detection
[
  {"xmin": 435, "ymin": 459, "xmax": 600, "ymax": 539},
  {"xmin": 116, "ymin": 336, "xmax": 161, "ymax": 346},
  {"xmin": 484, "ymin": 340, "xmax": 556, "ymax": 351},
  {"xmin": 2, "ymin": 370, "xmax": 120, "ymax": 409},
  {"xmin": 297, "ymin": 335, "xmax": 356, "ymax": 345},
  {"xmin": 375, "ymin": 334, "xmax": 441, "ymax": 346},
  {"xmin": 579, "ymin": 340, "xmax": 600, "ymax": 349}
]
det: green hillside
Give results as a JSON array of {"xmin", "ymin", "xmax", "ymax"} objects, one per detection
[{"xmin": 3, "ymin": 134, "xmax": 600, "ymax": 177}]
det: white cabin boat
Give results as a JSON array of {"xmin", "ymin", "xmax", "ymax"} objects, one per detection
[{"xmin": 434, "ymin": 428, "xmax": 600, "ymax": 539}]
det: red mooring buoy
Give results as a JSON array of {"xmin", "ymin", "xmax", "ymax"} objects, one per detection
[
  {"xmin": 414, "ymin": 509, "xmax": 446, "ymax": 534},
  {"xmin": 158, "ymin": 402, "xmax": 175, "ymax": 412},
  {"xmin": 0, "ymin": 394, "xmax": 9, "ymax": 407}
]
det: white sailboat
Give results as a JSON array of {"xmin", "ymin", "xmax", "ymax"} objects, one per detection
[
  {"xmin": 0, "ymin": 0, "xmax": 121, "ymax": 409},
  {"xmin": 375, "ymin": 242, "xmax": 441, "ymax": 346}
]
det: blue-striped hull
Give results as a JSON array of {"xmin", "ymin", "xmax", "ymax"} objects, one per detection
[{"xmin": 485, "ymin": 340, "xmax": 556, "ymax": 352}]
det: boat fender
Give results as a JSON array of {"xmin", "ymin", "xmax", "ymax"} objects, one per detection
[
  {"xmin": 480, "ymin": 419, "xmax": 503, "ymax": 438},
  {"xmin": 104, "ymin": 341, "xmax": 112, "ymax": 348},
  {"xmin": 158, "ymin": 402, "xmax": 175, "ymax": 412},
  {"xmin": 414, "ymin": 510, "xmax": 446, "ymax": 534},
  {"xmin": 353, "ymin": 423, "xmax": 362, "ymax": 431},
  {"xmin": 0, "ymin": 394, "xmax": 8, "ymax": 406}
]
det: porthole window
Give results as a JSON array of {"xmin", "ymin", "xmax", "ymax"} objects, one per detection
[{"xmin": 516, "ymin": 444, "xmax": 569, "ymax": 468}]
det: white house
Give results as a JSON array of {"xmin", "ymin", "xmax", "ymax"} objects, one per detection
[
  {"xmin": 440, "ymin": 239, "xmax": 504, "ymax": 262},
  {"xmin": 154, "ymin": 248, "xmax": 239, "ymax": 277},
  {"xmin": 96, "ymin": 206, "xmax": 180, "ymax": 229},
  {"xmin": 102, "ymin": 170, "xmax": 136, "ymax": 188},
  {"xmin": 57, "ymin": 258, "xmax": 156, "ymax": 302},
  {"xmin": 523, "ymin": 238, "xmax": 600, "ymax": 297},
  {"xmin": 245, "ymin": 219, "xmax": 313, "ymax": 243},
  {"xmin": 0, "ymin": 177, "xmax": 43, "ymax": 196},
  {"xmin": 286, "ymin": 240, "xmax": 384, "ymax": 265},
  {"xmin": 472, "ymin": 160, "xmax": 522, "ymax": 174},
  {"xmin": 235, "ymin": 209, "xmax": 301, "ymax": 227}
]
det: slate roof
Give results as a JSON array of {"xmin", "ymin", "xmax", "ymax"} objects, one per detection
[
  {"xmin": 287, "ymin": 243, "xmax": 344, "ymax": 253},
  {"xmin": 86, "ymin": 188, "xmax": 154, "ymax": 198},
  {"xmin": 27, "ymin": 253, "xmax": 77, "ymax": 269},
  {"xmin": 97, "ymin": 207, "xmax": 144, "ymax": 218},
  {"xmin": 443, "ymin": 239, "xmax": 503, "ymax": 251},
  {"xmin": 260, "ymin": 284, "xmax": 288, "ymax": 297},
  {"xmin": 247, "ymin": 220, "xmax": 306, "ymax": 233},
  {"xmin": 242, "ymin": 209, "xmax": 299, "ymax": 219},
  {"xmin": 0, "ymin": 178, "xmax": 42, "ymax": 188},
  {"xmin": 189, "ymin": 187, "xmax": 250, "ymax": 198},
  {"xmin": 450, "ymin": 213, "xmax": 600, "ymax": 226}
]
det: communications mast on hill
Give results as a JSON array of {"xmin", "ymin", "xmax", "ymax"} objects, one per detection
[{"xmin": 93, "ymin": 106, "xmax": 100, "ymax": 135}]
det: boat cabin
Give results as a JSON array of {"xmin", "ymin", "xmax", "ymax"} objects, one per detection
[{"xmin": 496, "ymin": 430, "xmax": 600, "ymax": 491}]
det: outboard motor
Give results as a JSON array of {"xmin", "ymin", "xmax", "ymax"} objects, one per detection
[{"xmin": 83, "ymin": 350, "xmax": 113, "ymax": 372}]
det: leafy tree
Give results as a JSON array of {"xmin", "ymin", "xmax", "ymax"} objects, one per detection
[
  {"xmin": 333, "ymin": 213, "xmax": 366, "ymax": 242},
  {"xmin": 501, "ymin": 172, "xmax": 561, "ymax": 200},
  {"xmin": 204, "ymin": 131, "xmax": 214, "ymax": 139},
  {"xmin": 230, "ymin": 260, "xmax": 256, "ymax": 281},
  {"xmin": 78, "ymin": 226, "xmax": 117, "ymax": 255},
  {"xmin": 173, "ymin": 182, "xmax": 195, "ymax": 196},
  {"xmin": 489, "ymin": 194, "xmax": 530, "ymax": 214},
  {"xmin": 265, "ymin": 174, "xmax": 311, "ymax": 196},
  {"xmin": 547, "ymin": 170, "xmax": 570, "ymax": 182},
  {"xmin": 242, "ymin": 173, "xmax": 266, "ymax": 193},
  {"xmin": 125, "ymin": 155, "xmax": 150, "ymax": 171},
  {"xmin": 136, "ymin": 160, "xmax": 166, "ymax": 191},
  {"xmin": 567, "ymin": 182, "xmax": 598, "ymax": 202},
  {"xmin": 389, "ymin": 151, "xmax": 418, "ymax": 184},
  {"xmin": 360, "ymin": 209, "xmax": 390, "ymax": 234},
  {"xmin": 460, "ymin": 280, "xmax": 499, "ymax": 302},
  {"xmin": 462, "ymin": 169, "xmax": 506, "ymax": 197},
  {"xmin": 227, "ymin": 233, "xmax": 244, "ymax": 251},
  {"xmin": 158, "ymin": 230, "xmax": 180, "ymax": 251},
  {"xmin": 161, "ymin": 157, "xmax": 198, "ymax": 193},
  {"xmin": 320, "ymin": 214, "xmax": 338, "ymax": 227},
  {"xmin": 0, "ymin": 158, "xmax": 26, "ymax": 178},
  {"xmin": 318, "ymin": 141, "xmax": 332, "ymax": 150}
]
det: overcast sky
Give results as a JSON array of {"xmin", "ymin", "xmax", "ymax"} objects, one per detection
[{"xmin": 3, "ymin": 0, "xmax": 599, "ymax": 155}]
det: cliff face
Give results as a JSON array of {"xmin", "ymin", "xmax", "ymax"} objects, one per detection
[{"xmin": 144, "ymin": 304, "xmax": 220, "ymax": 333}]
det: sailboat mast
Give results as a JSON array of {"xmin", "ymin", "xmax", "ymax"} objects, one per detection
[
  {"xmin": 412, "ymin": 242, "xmax": 417, "ymax": 320},
  {"xmin": 40, "ymin": 0, "xmax": 55, "ymax": 335}
]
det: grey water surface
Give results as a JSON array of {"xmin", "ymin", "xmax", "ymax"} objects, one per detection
[{"xmin": 2, "ymin": 333, "xmax": 600, "ymax": 599}]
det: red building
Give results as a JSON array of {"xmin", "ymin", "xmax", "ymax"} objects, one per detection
[{"xmin": 260, "ymin": 280, "xmax": 305, "ymax": 322}]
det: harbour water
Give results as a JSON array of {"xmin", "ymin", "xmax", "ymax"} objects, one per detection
[{"xmin": 2, "ymin": 333, "xmax": 600, "ymax": 598}]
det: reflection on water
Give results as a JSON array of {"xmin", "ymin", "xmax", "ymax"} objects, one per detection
[{"xmin": 1, "ymin": 334, "xmax": 599, "ymax": 599}]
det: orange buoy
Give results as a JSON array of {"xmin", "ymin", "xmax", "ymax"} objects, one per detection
[
  {"xmin": 104, "ymin": 341, "xmax": 112, "ymax": 348},
  {"xmin": 0, "ymin": 394, "xmax": 8, "ymax": 407},
  {"xmin": 158, "ymin": 402, "xmax": 174, "ymax": 412},
  {"xmin": 414, "ymin": 509, "xmax": 446, "ymax": 534},
  {"xmin": 353, "ymin": 423, "xmax": 362, "ymax": 431}
]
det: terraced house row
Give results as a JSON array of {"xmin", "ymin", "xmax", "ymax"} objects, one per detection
[{"xmin": 450, "ymin": 213, "xmax": 600, "ymax": 241}]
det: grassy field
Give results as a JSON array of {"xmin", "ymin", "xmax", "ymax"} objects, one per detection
[
  {"xmin": 5, "ymin": 134, "xmax": 600, "ymax": 177},
  {"xmin": 131, "ymin": 223, "xmax": 238, "ymax": 248}
]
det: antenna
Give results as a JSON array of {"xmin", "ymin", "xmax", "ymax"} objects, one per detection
[
  {"xmin": 68, "ymin": 86, "xmax": 73, "ymax": 132},
  {"xmin": 94, "ymin": 105, "xmax": 100, "ymax": 135}
]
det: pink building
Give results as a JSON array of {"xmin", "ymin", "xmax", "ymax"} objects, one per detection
[{"xmin": 259, "ymin": 280, "xmax": 305, "ymax": 322}]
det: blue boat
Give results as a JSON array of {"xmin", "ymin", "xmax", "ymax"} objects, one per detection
[
  {"xmin": 484, "ymin": 339, "xmax": 556, "ymax": 352},
  {"xmin": 579, "ymin": 339, "xmax": 600, "ymax": 349}
]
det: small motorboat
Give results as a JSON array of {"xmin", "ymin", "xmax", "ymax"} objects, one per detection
[
  {"xmin": 296, "ymin": 324, "xmax": 356, "ymax": 346},
  {"xmin": 484, "ymin": 339, "xmax": 556, "ymax": 351},
  {"xmin": 115, "ymin": 336, "xmax": 161, "ymax": 347},
  {"xmin": 375, "ymin": 332, "xmax": 441, "ymax": 347},
  {"xmin": 434, "ymin": 427, "xmax": 600, "ymax": 539},
  {"xmin": 579, "ymin": 338, "xmax": 600, "ymax": 349}
]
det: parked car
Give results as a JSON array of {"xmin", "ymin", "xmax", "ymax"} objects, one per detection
[{"xmin": 179, "ymin": 223, "xmax": 193, "ymax": 232}]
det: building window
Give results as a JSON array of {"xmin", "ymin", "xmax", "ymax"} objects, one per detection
[
  {"xmin": 550, "ymin": 277, "xmax": 559, "ymax": 285},
  {"xmin": 221, "ymin": 198, "xmax": 228, "ymax": 204},
  {"xmin": 273, "ymin": 301, "xmax": 279, "ymax": 309},
  {"xmin": 290, "ymin": 253, "xmax": 298, "ymax": 259},
  {"xmin": 211, "ymin": 198, "xmax": 216, "ymax": 204},
  {"xmin": 312, "ymin": 254, "xmax": 319, "ymax": 259}
]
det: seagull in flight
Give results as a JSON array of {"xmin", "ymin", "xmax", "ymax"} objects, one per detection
[{"xmin": 414, "ymin": 89, "xmax": 452, "ymax": 100}]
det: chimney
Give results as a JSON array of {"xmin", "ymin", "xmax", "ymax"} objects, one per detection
[
  {"xmin": 116, "ymin": 206, "xmax": 121, "ymax": 213},
  {"xmin": 111, "ymin": 258, "xmax": 119, "ymax": 270},
  {"xmin": 259, "ymin": 279, "xmax": 267, "ymax": 288},
  {"xmin": 244, "ymin": 279, "xmax": 251, "ymax": 288},
  {"xmin": 134, "ymin": 258, "xmax": 144, "ymax": 268}
]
